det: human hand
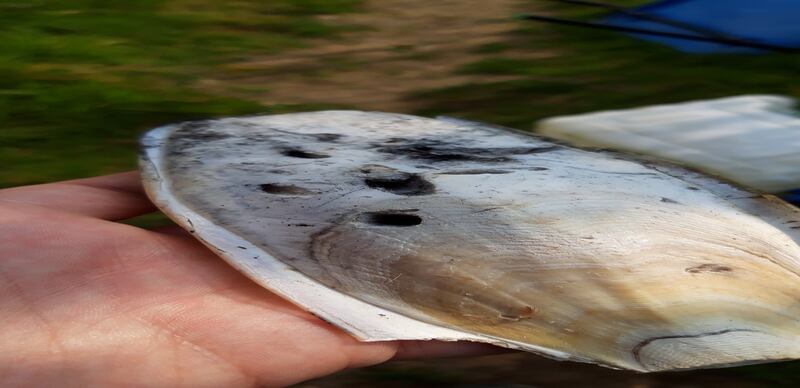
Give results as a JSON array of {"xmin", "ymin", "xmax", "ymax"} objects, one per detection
[{"xmin": 0, "ymin": 172, "xmax": 500, "ymax": 387}]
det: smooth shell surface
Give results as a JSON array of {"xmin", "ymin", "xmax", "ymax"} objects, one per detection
[{"xmin": 140, "ymin": 111, "xmax": 800, "ymax": 372}]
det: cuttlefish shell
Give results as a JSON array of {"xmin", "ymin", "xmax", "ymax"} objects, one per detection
[{"xmin": 139, "ymin": 111, "xmax": 800, "ymax": 372}]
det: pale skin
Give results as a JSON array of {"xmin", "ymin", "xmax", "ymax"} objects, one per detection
[{"xmin": 0, "ymin": 172, "xmax": 501, "ymax": 387}]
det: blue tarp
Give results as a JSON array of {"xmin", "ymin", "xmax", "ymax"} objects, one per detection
[
  {"xmin": 605, "ymin": 0, "xmax": 800, "ymax": 53},
  {"xmin": 784, "ymin": 190, "xmax": 800, "ymax": 206}
]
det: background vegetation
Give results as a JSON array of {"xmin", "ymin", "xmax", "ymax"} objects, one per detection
[{"xmin": 1, "ymin": 0, "xmax": 360, "ymax": 187}]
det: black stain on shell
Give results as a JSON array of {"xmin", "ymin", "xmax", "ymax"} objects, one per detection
[
  {"xmin": 282, "ymin": 148, "xmax": 329, "ymax": 159},
  {"xmin": 365, "ymin": 174, "xmax": 435, "ymax": 196},
  {"xmin": 361, "ymin": 165, "xmax": 434, "ymax": 195},
  {"xmin": 376, "ymin": 138, "xmax": 560, "ymax": 163},
  {"xmin": 258, "ymin": 183, "xmax": 313, "ymax": 195},
  {"xmin": 524, "ymin": 146, "xmax": 562, "ymax": 154},
  {"xmin": 175, "ymin": 122, "xmax": 231, "ymax": 141},
  {"xmin": 440, "ymin": 169, "xmax": 512, "ymax": 175},
  {"xmin": 313, "ymin": 133, "xmax": 343, "ymax": 142},
  {"xmin": 660, "ymin": 197, "xmax": 680, "ymax": 204},
  {"xmin": 361, "ymin": 211, "xmax": 422, "ymax": 227},
  {"xmin": 165, "ymin": 122, "xmax": 232, "ymax": 157}
]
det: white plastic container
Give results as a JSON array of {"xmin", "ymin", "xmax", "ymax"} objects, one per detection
[{"xmin": 537, "ymin": 95, "xmax": 800, "ymax": 193}]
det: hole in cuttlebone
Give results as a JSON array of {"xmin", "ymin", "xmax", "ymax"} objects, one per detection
[
  {"xmin": 361, "ymin": 212, "xmax": 422, "ymax": 227},
  {"xmin": 282, "ymin": 148, "xmax": 329, "ymax": 159}
]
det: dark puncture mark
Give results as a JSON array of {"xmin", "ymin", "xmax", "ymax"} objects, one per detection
[
  {"xmin": 660, "ymin": 197, "xmax": 680, "ymax": 204},
  {"xmin": 185, "ymin": 218, "xmax": 195, "ymax": 233},
  {"xmin": 258, "ymin": 183, "xmax": 313, "ymax": 195},
  {"xmin": 361, "ymin": 212, "xmax": 422, "ymax": 227},
  {"xmin": 282, "ymin": 148, "xmax": 329, "ymax": 159},
  {"xmin": 685, "ymin": 263, "xmax": 733, "ymax": 274},
  {"xmin": 632, "ymin": 329, "xmax": 757, "ymax": 366}
]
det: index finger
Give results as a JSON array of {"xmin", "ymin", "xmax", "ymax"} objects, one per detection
[
  {"xmin": 391, "ymin": 340, "xmax": 509, "ymax": 361},
  {"xmin": 0, "ymin": 171, "xmax": 156, "ymax": 221}
]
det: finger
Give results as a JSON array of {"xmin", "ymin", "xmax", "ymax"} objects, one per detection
[
  {"xmin": 392, "ymin": 340, "xmax": 510, "ymax": 361},
  {"xmin": 0, "ymin": 171, "xmax": 156, "ymax": 221},
  {"xmin": 151, "ymin": 224, "xmax": 190, "ymax": 236}
]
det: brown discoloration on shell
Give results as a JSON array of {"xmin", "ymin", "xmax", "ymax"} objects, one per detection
[{"xmin": 307, "ymin": 190, "xmax": 800, "ymax": 369}]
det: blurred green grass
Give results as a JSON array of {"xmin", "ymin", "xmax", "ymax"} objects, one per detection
[{"xmin": 1, "ymin": 0, "xmax": 361, "ymax": 188}]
